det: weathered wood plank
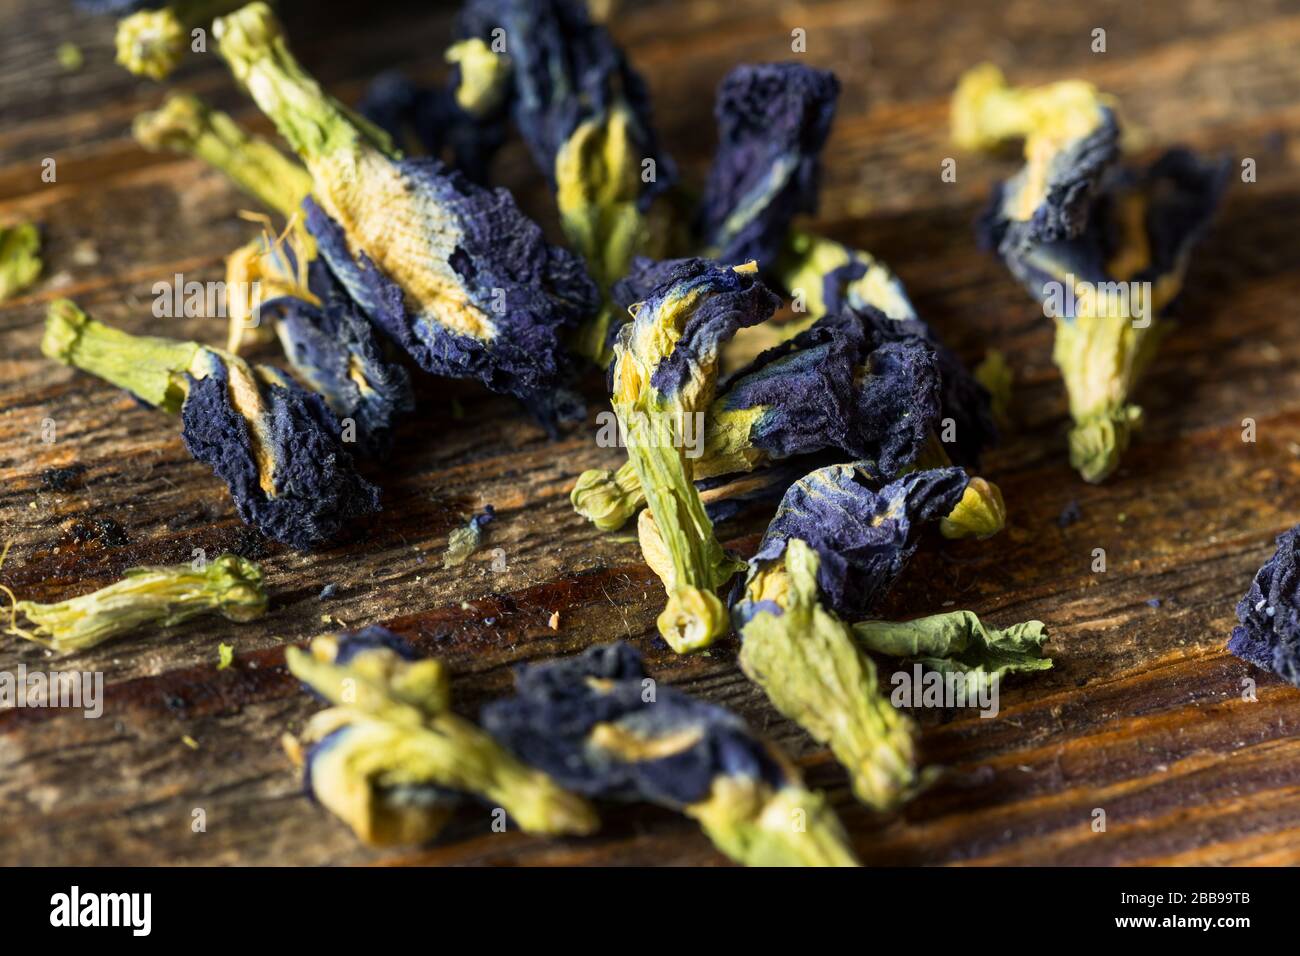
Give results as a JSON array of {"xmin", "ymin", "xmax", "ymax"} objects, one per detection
[{"xmin": 2, "ymin": 0, "xmax": 1300, "ymax": 865}]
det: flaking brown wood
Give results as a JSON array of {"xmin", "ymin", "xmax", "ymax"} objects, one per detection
[{"xmin": 2, "ymin": 0, "xmax": 1300, "ymax": 865}]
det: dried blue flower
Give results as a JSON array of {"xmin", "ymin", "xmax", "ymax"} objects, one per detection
[
  {"xmin": 716, "ymin": 306, "xmax": 940, "ymax": 475},
  {"xmin": 696, "ymin": 63, "xmax": 839, "ymax": 269},
  {"xmin": 957, "ymin": 65, "xmax": 1228, "ymax": 481},
  {"xmin": 134, "ymin": 94, "xmax": 416, "ymax": 453},
  {"xmin": 738, "ymin": 464, "xmax": 970, "ymax": 624},
  {"xmin": 285, "ymin": 627, "xmax": 599, "ymax": 846},
  {"xmin": 610, "ymin": 258, "xmax": 780, "ymax": 651},
  {"xmin": 733, "ymin": 534, "xmax": 926, "ymax": 810},
  {"xmin": 770, "ymin": 239, "xmax": 996, "ymax": 470},
  {"xmin": 682, "ymin": 64, "xmax": 998, "ymax": 470},
  {"xmin": 215, "ymin": 4, "xmax": 598, "ymax": 429},
  {"xmin": 481, "ymin": 642, "xmax": 859, "ymax": 866},
  {"xmin": 454, "ymin": 0, "xmax": 676, "ymax": 363},
  {"xmin": 573, "ymin": 305, "xmax": 943, "ymax": 530},
  {"xmin": 43, "ymin": 300, "xmax": 380, "ymax": 550},
  {"xmin": 730, "ymin": 462, "xmax": 1022, "ymax": 807},
  {"xmin": 1229, "ymin": 527, "xmax": 1300, "ymax": 688}
]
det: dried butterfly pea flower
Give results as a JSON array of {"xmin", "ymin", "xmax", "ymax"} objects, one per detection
[
  {"xmin": 727, "ymin": 464, "xmax": 978, "ymax": 808},
  {"xmin": 134, "ymin": 96, "xmax": 416, "ymax": 452},
  {"xmin": 696, "ymin": 63, "xmax": 840, "ymax": 268},
  {"xmin": 953, "ymin": 63, "xmax": 1120, "ymax": 245},
  {"xmin": 958, "ymin": 66, "xmax": 1228, "ymax": 481},
  {"xmin": 695, "ymin": 62, "xmax": 997, "ymax": 470},
  {"xmin": 0, "ymin": 222, "xmax": 41, "ymax": 302},
  {"xmin": 116, "ymin": 1, "xmax": 251, "ymax": 80},
  {"xmin": 573, "ymin": 305, "xmax": 942, "ymax": 530},
  {"xmin": 774, "ymin": 229, "xmax": 998, "ymax": 470},
  {"xmin": 740, "ymin": 464, "xmax": 970, "ymax": 623},
  {"xmin": 454, "ymin": 0, "xmax": 677, "ymax": 364},
  {"xmin": 983, "ymin": 152, "xmax": 1227, "ymax": 481},
  {"xmin": 480, "ymin": 642, "xmax": 859, "ymax": 867},
  {"xmin": 610, "ymin": 258, "xmax": 780, "ymax": 652},
  {"xmin": 852, "ymin": 610, "xmax": 1052, "ymax": 693},
  {"xmin": 284, "ymin": 628, "xmax": 598, "ymax": 846},
  {"xmin": 2, "ymin": 552, "xmax": 266, "ymax": 654},
  {"xmin": 42, "ymin": 300, "xmax": 380, "ymax": 550},
  {"xmin": 1229, "ymin": 527, "xmax": 1300, "ymax": 688},
  {"xmin": 215, "ymin": 3, "xmax": 598, "ymax": 429},
  {"xmin": 770, "ymin": 225, "xmax": 1000, "ymax": 474}
]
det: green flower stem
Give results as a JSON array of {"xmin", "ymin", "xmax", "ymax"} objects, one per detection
[
  {"xmin": 134, "ymin": 93, "xmax": 312, "ymax": 219},
  {"xmin": 687, "ymin": 780, "xmax": 860, "ymax": 867},
  {"xmin": 621, "ymin": 412, "xmax": 741, "ymax": 652},
  {"xmin": 852, "ymin": 610, "xmax": 1051, "ymax": 692},
  {"xmin": 214, "ymin": 3, "xmax": 395, "ymax": 167},
  {"xmin": 4, "ymin": 554, "xmax": 266, "ymax": 654},
  {"xmin": 738, "ymin": 540, "xmax": 927, "ymax": 810},
  {"xmin": 42, "ymin": 300, "xmax": 202, "ymax": 413}
]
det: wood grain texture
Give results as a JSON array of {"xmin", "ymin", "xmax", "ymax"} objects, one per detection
[{"xmin": 2, "ymin": 0, "xmax": 1300, "ymax": 866}]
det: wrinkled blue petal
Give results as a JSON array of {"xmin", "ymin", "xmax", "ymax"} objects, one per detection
[
  {"xmin": 181, "ymin": 359, "xmax": 381, "ymax": 550},
  {"xmin": 696, "ymin": 63, "xmax": 839, "ymax": 268},
  {"xmin": 481, "ymin": 642, "xmax": 791, "ymax": 808},
  {"xmin": 741, "ymin": 464, "xmax": 968, "ymax": 621}
]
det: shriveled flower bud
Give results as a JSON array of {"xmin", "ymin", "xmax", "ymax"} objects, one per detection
[{"xmin": 42, "ymin": 300, "xmax": 380, "ymax": 549}]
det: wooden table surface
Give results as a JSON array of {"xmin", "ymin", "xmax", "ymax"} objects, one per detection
[{"xmin": 2, "ymin": 0, "xmax": 1300, "ymax": 866}]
